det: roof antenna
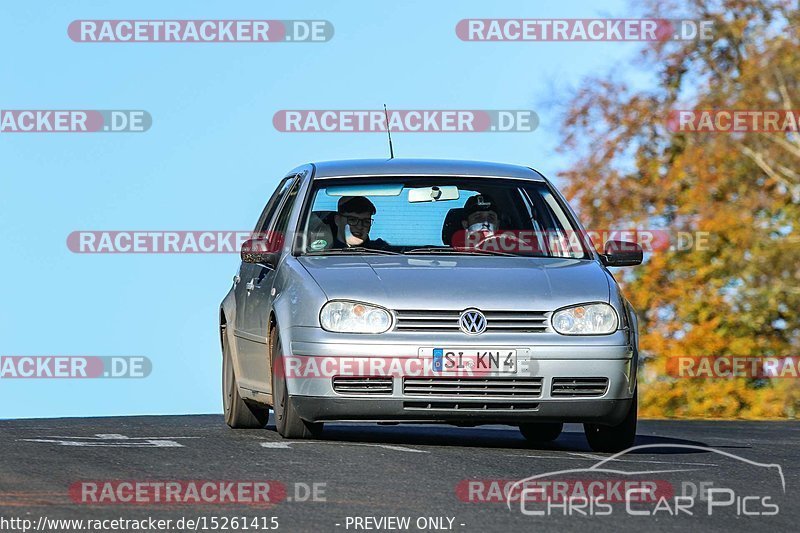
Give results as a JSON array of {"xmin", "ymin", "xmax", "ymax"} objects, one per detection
[{"xmin": 383, "ymin": 104, "xmax": 395, "ymax": 159}]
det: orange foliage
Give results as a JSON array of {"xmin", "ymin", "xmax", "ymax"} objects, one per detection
[{"xmin": 558, "ymin": 0, "xmax": 799, "ymax": 418}]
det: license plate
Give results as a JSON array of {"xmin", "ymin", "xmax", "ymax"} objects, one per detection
[{"xmin": 431, "ymin": 348, "xmax": 517, "ymax": 374}]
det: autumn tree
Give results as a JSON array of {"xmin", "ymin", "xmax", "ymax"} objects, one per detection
[{"xmin": 558, "ymin": 0, "xmax": 799, "ymax": 417}]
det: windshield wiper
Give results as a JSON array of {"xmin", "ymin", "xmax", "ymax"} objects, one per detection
[
  {"xmin": 304, "ymin": 247, "xmax": 401, "ymax": 256},
  {"xmin": 403, "ymin": 247, "xmax": 517, "ymax": 257}
]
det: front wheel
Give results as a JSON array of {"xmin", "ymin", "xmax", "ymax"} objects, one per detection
[
  {"xmin": 583, "ymin": 388, "xmax": 637, "ymax": 452},
  {"xmin": 222, "ymin": 328, "xmax": 269, "ymax": 429},
  {"xmin": 270, "ymin": 327, "xmax": 323, "ymax": 439}
]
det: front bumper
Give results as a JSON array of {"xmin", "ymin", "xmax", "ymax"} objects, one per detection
[
  {"xmin": 292, "ymin": 397, "xmax": 634, "ymax": 425},
  {"xmin": 283, "ymin": 326, "xmax": 637, "ymax": 426}
]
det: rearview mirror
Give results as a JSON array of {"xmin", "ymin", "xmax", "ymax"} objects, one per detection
[
  {"xmin": 601, "ymin": 240, "xmax": 643, "ymax": 267},
  {"xmin": 241, "ymin": 239, "xmax": 280, "ymax": 268},
  {"xmin": 408, "ymin": 186, "xmax": 460, "ymax": 203}
]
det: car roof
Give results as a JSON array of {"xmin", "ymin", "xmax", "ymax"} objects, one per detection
[{"xmin": 307, "ymin": 158, "xmax": 546, "ymax": 181}]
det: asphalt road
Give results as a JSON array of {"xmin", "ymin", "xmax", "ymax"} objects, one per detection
[{"xmin": 0, "ymin": 416, "xmax": 797, "ymax": 533}]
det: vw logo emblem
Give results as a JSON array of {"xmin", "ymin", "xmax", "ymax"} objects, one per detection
[{"xmin": 459, "ymin": 309, "xmax": 487, "ymax": 335}]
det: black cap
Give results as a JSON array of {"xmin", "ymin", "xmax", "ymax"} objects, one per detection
[
  {"xmin": 338, "ymin": 196, "xmax": 376, "ymax": 215},
  {"xmin": 462, "ymin": 194, "xmax": 497, "ymax": 217}
]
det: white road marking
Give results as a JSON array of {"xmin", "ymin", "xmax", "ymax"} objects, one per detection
[
  {"xmin": 31, "ymin": 434, "xmax": 201, "ymax": 440},
  {"xmin": 512, "ymin": 451, "xmax": 717, "ymax": 467},
  {"xmin": 18, "ymin": 433, "xmax": 197, "ymax": 448},
  {"xmin": 568, "ymin": 451, "xmax": 718, "ymax": 466},
  {"xmin": 260, "ymin": 441, "xmax": 429, "ymax": 453},
  {"xmin": 260, "ymin": 441, "xmax": 293, "ymax": 449}
]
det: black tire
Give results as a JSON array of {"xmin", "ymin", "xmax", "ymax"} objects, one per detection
[
  {"xmin": 584, "ymin": 388, "xmax": 638, "ymax": 452},
  {"xmin": 270, "ymin": 327, "xmax": 323, "ymax": 439},
  {"xmin": 222, "ymin": 327, "xmax": 269, "ymax": 429},
  {"xmin": 519, "ymin": 422, "xmax": 563, "ymax": 443}
]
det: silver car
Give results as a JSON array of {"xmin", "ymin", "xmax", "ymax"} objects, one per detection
[{"xmin": 220, "ymin": 159, "xmax": 642, "ymax": 452}]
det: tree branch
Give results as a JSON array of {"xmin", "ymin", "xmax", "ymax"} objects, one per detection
[{"xmin": 737, "ymin": 142, "xmax": 799, "ymax": 193}]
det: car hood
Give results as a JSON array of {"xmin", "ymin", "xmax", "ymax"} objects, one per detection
[{"xmin": 297, "ymin": 255, "xmax": 610, "ymax": 311}]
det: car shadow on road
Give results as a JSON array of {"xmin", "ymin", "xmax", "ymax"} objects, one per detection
[{"xmin": 265, "ymin": 419, "xmax": 716, "ymax": 455}]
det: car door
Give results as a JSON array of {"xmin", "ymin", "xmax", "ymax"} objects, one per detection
[
  {"xmin": 237, "ymin": 175, "xmax": 304, "ymax": 393},
  {"xmin": 233, "ymin": 175, "xmax": 295, "ymax": 392}
]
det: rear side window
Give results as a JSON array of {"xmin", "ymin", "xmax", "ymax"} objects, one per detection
[
  {"xmin": 271, "ymin": 179, "xmax": 303, "ymax": 236},
  {"xmin": 254, "ymin": 176, "xmax": 295, "ymax": 233}
]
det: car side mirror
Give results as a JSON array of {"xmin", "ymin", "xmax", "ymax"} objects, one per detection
[
  {"xmin": 601, "ymin": 240, "xmax": 643, "ymax": 267},
  {"xmin": 241, "ymin": 239, "xmax": 280, "ymax": 268}
]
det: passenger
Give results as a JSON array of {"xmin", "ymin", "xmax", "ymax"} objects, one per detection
[{"xmin": 333, "ymin": 196, "xmax": 390, "ymax": 250}]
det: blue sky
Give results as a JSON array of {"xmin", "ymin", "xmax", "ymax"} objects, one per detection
[{"xmin": 0, "ymin": 0, "xmax": 658, "ymax": 418}]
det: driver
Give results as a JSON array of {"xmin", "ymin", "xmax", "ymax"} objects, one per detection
[
  {"xmin": 333, "ymin": 196, "xmax": 390, "ymax": 250},
  {"xmin": 458, "ymin": 194, "xmax": 529, "ymax": 253},
  {"xmin": 461, "ymin": 194, "xmax": 500, "ymax": 233}
]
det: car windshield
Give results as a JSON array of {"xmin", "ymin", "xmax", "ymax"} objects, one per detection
[{"xmin": 298, "ymin": 177, "xmax": 590, "ymax": 259}]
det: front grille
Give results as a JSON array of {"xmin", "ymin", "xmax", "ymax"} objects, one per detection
[
  {"xmin": 332, "ymin": 376, "xmax": 393, "ymax": 395},
  {"xmin": 403, "ymin": 401, "xmax": 539, "ymax": 411},
  {"xmin": 403, "ymin": 377, "xmax": 543, "ymax": 398},
  {"xmin": 551, "ymin": 377, "xmax": 609, "ymax": 397},
  {"xmin": 394, "ymin": 310, "xmax": 550, "ymax": 333}
]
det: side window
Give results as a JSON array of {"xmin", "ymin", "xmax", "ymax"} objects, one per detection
[
  {"xmin": 254, "ymin": 176, "xmax": 294, "ymax": 233},
  {"xmin": 270, "ymin": 179, "xmax": 302, "ymax": 236},
  {"xmin": 525, "ymin": 184, "xmax": 586, "ymax": 259}
]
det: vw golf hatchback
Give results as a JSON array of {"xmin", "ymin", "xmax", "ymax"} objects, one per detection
[{"xmin": 220, "ymin": 159, "xmax": 642, "ymax": 452}]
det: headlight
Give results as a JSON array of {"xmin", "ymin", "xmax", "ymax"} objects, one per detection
[
  {"xmin": 320, "ymin": 301, "xmax": 392, "ymax": 333},
  {"xmin": 551, "ymin": 303, "xmax": 618, "ymax": 335}
]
